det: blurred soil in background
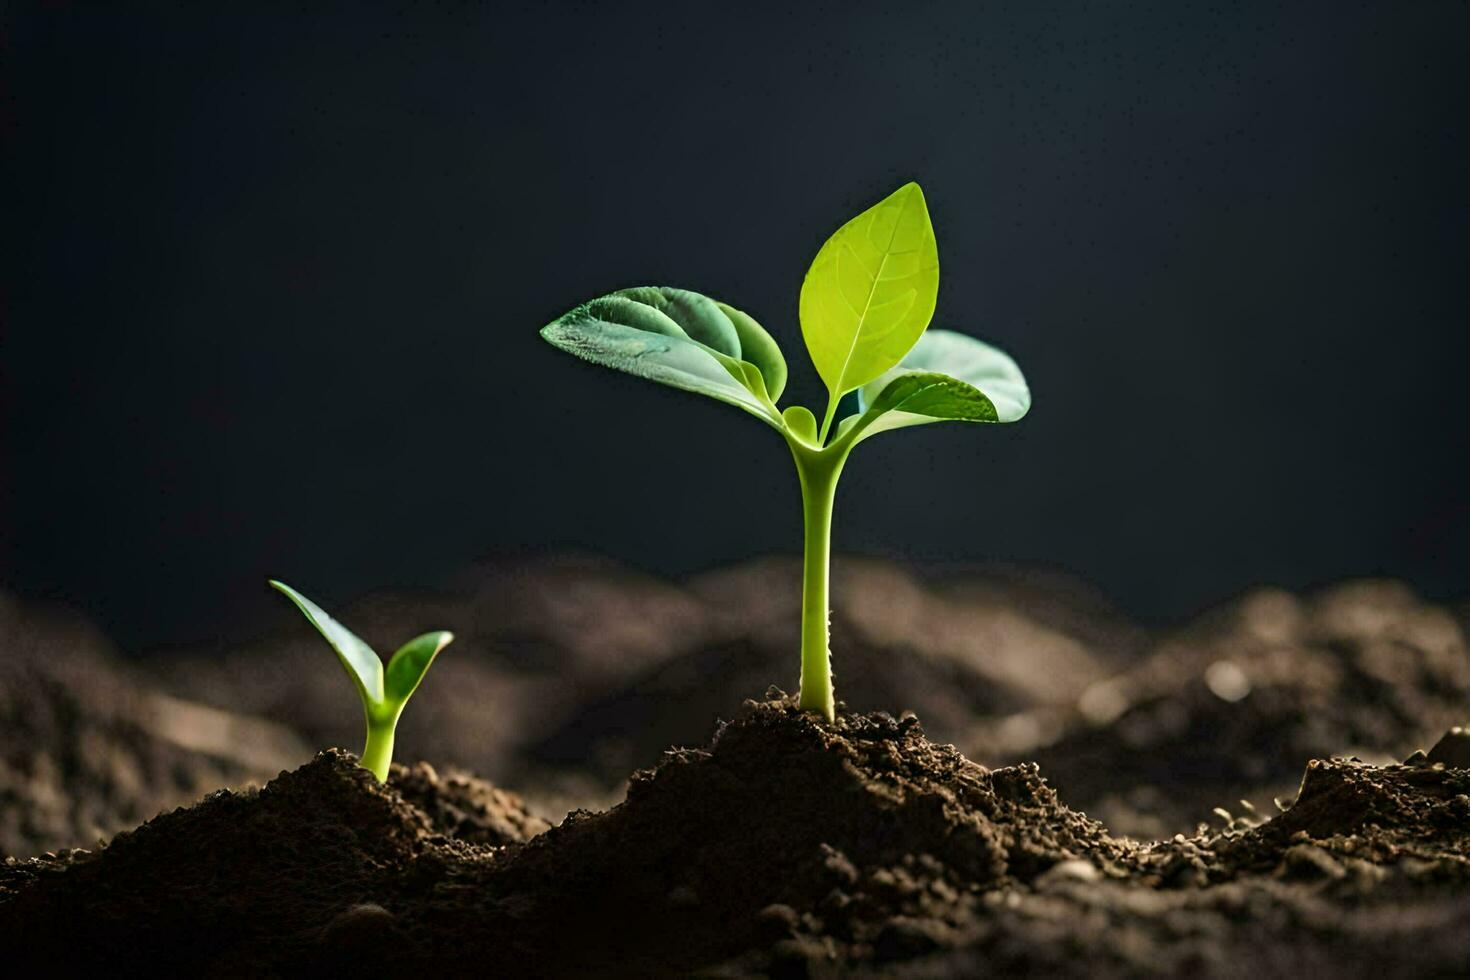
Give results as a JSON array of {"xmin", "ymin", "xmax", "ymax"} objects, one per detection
[{"xmin": 2, "ymin": 553, "xmax": 1467, "ymax": 856}]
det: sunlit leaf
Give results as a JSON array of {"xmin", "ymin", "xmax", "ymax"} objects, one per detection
[{"xmin": 799, "ymin": 183, "xmax": 939, "ymax": 398}]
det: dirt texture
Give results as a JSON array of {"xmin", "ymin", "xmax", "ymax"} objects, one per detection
[
  {"xmin": 17, "ymin": 560, "xmax": 1470, "ymax": 856},
  {"xmin": 977, "ymin": 580, "xmax": 1470, "ymax": 836},
  {"xmin": 4, "ymin": 698, "xmax": 1469, "ymax": 976},
  {"xmin": 0, "ymin": 749, "xmax": 549, "ymax": 972},
  {"xmin": 0, "ymin": 593, "xmax": 308, "ymax": 858},
  {"xmin": 392, "ymin": 759, "xmax": 551, "ymax": 846}
]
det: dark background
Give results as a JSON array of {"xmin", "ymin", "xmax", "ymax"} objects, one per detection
[{"xmin": 4, "ymin": 2, "xmax": 1466, "ymax": 651}]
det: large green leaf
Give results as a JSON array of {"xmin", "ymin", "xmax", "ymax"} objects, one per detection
[
  {"xmin": 270, "ymin": 580, "xmax": 384, "ymax": 704},
  {"xmin": 843, "ymin": 329, "xmax": 1030, "ymax": 441},
  {"xmin": 384, "ymin": 631, "xmax": 454, "ymax": 706},
  {"xmin": 541, "ymin": 287, "xmax": 785, "ymax": 425},
  {"xmin": 799, "ymin": 182, "xmax": 939, "ymax": 398}
]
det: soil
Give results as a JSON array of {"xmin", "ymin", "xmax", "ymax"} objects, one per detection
[
  {"xmin": 978, "ymin": 580, "xmax": 1470, "ymax": 837},
  {"xmin": 4, "ymin": 697, "xmax": 1468, "ymax": 976},
  {"xmin": 392, "ymin": 759, "xmax": 551, "ymax": 846},
  {"xmin": 0, "ymin": 593, "xmax": 308, "ymax": 858},
  {"xmin": 510, "ymin": 567, "xmax": 1470, "ymax": 841}
]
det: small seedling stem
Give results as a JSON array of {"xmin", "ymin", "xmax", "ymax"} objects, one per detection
[
  {"xmin": 360, "ymin": 708, "xmax": 398, "ymax": 782},
  {"xmin": 789, "ymin": 432, "xmax": 853, "ymax": 722}
]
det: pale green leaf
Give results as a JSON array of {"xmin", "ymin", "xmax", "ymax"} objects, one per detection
[
  {"xmin": 847, "ymin": 330, "xmax": 1029, "ymax": 441},
  {"xmin": 799, "ymin": 182, "xmax": 939, "ymax": 398},
  {"xmin": 270, "ymin": 580, "xmax": 384, "ymax": 705},
  {"xmin": 384, "ymin": 631, "xmax": 453, "ymax": 706}
]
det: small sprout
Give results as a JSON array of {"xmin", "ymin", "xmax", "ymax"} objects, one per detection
[
  {"xmin": 540, "ymin": 182, "xmax": 1030, "ymax": 720},
  {"xmin": 269, "ymin": 579, "xmax": 453, "ymax": 781}
]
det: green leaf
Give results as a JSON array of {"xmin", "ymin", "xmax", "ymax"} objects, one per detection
[
  {"xmin": 612, "ymin": 287, "xmax": 741, "ymax": 353},
  {"xmin": 799, "ymin": 182, "xmax": 939, "ymax": 398},
  {"xmin": 541, "ymin": 288, "xmax": 785, "ymax": 426},
  {"xmin": 782, "ymin": 405, "xmax": 819, "ymax": 446},
  {"xmin": 715, "ymin": 301, "xmax": 787, "ymax": 401},
  {"xmin": 384, "ymin": 631, "xmax": 454, "ymax": 706},
  {"xmin": 845, "ymin": 330, "xmax": 1030, "ymax": 441},
  {"xmin": 270, "ymin": 580, "xmax": 384, "ymax": 705}
]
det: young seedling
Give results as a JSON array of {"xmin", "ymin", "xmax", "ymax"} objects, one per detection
[
  {"xmin": 540, "ymin": 182, "xmax": 1029, "ymax": 721},
  {"xmin": 269, "ymin": 579, "xmax": 453, "ymax": 781}
]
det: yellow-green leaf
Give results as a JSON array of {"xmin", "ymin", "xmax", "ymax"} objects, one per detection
[{"xmin": 799, "ymin": 182, "xmax": 939, "ymax": 399}]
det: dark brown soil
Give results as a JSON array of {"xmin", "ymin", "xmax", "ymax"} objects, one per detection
[
  {"xmin": 392, "ymin": 760, "xmax": 551, "ymax": 846},
  {"xmin": 0, "ymin": 749, "xmax": 548, "ymax": 973},
  {"xmin": 4, "ymin": 698, "xmax": 1468, "ymax": 976},
  {"xmin": 512, "ymin": 556, "xmax": 1134, "ymax": 802},
  {"xmin": 0, "ymin": 593, "xmax": 308, "ymax": 858},
  {"xmin": 524, "ymin": 614, "xmax": 1029, "ymax": 788},
  {"xmin": 977, "ymin": 581, "xmax": 1470, "ymax": 837}
]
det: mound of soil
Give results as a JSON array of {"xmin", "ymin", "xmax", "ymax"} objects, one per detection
[
  {"xmin": 393, "ymin": 760, "xmax": 551, "ymax": 846},
  {"xmin": 0, "ymin": 750, "xmax": 548, "ymax": 971},
  {"xmin": 521, "ymin": 556, "xmax": 1134, "ymax": 799},
  {"xmin": 525, "ymin": 616, "xmax": 1024, "ymax": 788},
  {"xmin": 976, "ymin": 581, "xmax": 1470, "ymax": 837},
  {"xmin": 0, "ymin": 593, "xmax": 309, "ymax": 858},
  {"xmin": 5, "ymin": 698, "xmax": 1469, "ymax": 975},
  {"xmin": 482, "ymin": 694, "xmax": 1132, "ymax": 976}
]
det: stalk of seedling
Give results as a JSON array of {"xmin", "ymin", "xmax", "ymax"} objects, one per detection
[{"xmin": 540, "ymin": 183, "xmax": 1030, "ymax": 720}]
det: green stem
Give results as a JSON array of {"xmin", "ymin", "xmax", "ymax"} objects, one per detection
[
  {"xmin": 360, "ymin": 708, "xmax": 398, "ymax": 782},
  {"xmin": 790, "ymin": 439, "xmax": 848, "ymax": 722},
  {"xmin": 818, "ymin": 393, "xmax": 841, "ymax": 445}
]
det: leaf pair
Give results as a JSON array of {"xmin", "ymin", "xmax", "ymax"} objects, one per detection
[
  {"xmin": 539, "ymin": 182, "xmax": 1029, "ymax": 445},
  {"xmin": 269, "ymin": 580, "xmax": 452, "ymax": 727}
]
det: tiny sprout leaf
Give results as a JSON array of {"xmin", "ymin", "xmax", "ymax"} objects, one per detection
[
  {"xmin": 541, "ymin": 287, "xmax": 785, "ymax": 426},
  {"xmin": 269, "ymin": 580, "xmax": 384, "ymax": 704},
  {"xmin": 782, "ymin": 405, "xmax": 819, "ymax": 445},
  {"xmin": 848, "ymin": 330, "xmax": 1030, "ymax": 441},
  {"xmin": 385, "ymin": 631, "xmax": 454, "ymax": 706},
  {"xmin": 799, "ymin": 182, "xmax": 939, "ymax": 399}
]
